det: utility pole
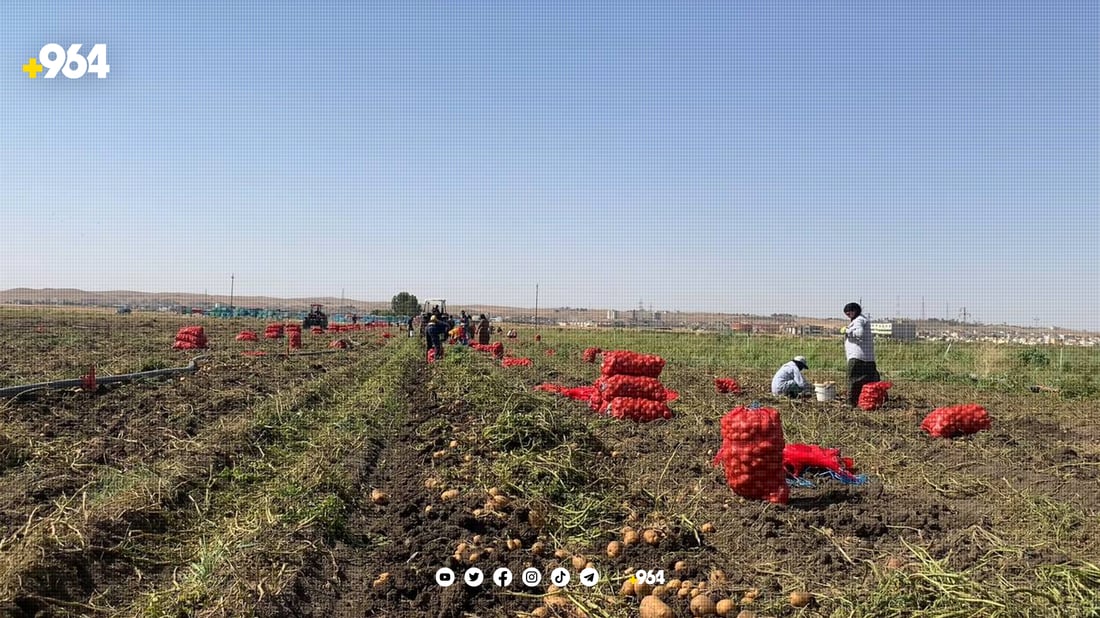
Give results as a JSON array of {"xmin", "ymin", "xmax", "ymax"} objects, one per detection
[
  {"xmin": 534, "ymin": 284, "xmax": 539, "ymax": 327},
  {"xmin": 230, "ymin": 274, "xmax": 235, "ymax": 312}
]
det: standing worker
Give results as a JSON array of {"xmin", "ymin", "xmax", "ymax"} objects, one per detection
[
  {"xmin": 771, "ymin": 356, "xmax": 810, "ymax": 398},
  {"xmin": 842, "ymin": 302, "xmax": 881, "ymax": 407},
  {"xmin": 426, "ymin": 315, "xmax": 447, "ymax": 359},
  {"xmin": 476, "ymin": 314, "xmax": 492, "ymax": 345}
]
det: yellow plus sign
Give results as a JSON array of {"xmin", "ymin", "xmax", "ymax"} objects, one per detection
[{"xmin": 23, "ymin": 57, "xmax": 43, "ymax": 79}]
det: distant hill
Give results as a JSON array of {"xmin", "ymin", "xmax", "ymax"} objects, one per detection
[
  {"xmin": 0, "ymin": 288, "xmax": 388, "ymax": 312},
  {"xmin": 1, "ymin": 288, "xmax": 1092, "ymax": 336}
]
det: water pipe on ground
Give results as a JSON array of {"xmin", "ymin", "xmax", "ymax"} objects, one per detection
[{"xmin": 0, "ymin": 355, "xmax": 210, "ymax": 399}]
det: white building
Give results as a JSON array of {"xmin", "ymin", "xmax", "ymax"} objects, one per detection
[{"xmin": 871, "ymin": 321, "xmax": 917, "ymax": 341}]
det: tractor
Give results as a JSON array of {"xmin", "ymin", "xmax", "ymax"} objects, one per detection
[
  {"xmin": 421, "ymin": 299, "xmax": 447, "ymax": 315},
  {"xmin": 303, "ymin": 304, "xmax": 328, "ymax": 329}
]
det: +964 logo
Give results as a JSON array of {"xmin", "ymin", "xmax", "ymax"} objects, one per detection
[{"xmin": 23, "ymin": 44, "xmax": 110, "ymax": 79}]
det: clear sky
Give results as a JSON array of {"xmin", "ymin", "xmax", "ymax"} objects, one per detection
[{"xmin": 1, "ymin": 2, "xmax": 1097, "ymax": 329}]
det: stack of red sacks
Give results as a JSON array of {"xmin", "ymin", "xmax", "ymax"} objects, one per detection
[
  {"xmin": 715, "ymin": 377, "xmax": 743, "ymax": 394},
  {"xmin": 590, "ymin": 351, "xmax": 673, "ymax": 422},
  {"xmin": 264, "ymin": 323, "xmax": 285, "ymax": 339},
  {"xmin": 858, "ymin": 382, "xmax": 893, "ymax": 411},
  {"xmin": 286, "ymin": 324, "xmax": 302, "ymax": 350},
  {"xmin": 172, "ymin": 326, "xmax": 208, "ymax": 350},
  {"xmin": 471, "ymin": 342, "xmax": 505, "ymax": 359},
  {"xmin": 235, "ymin": 331, "xmax": 258, "ymax": 342},
  {"xmin": 712, "ymin": 405, "xmax": 789, "ymax": 504},
  {"xmin": 921, "ymin": 404, "xmax": 992, "ymax": 438}
]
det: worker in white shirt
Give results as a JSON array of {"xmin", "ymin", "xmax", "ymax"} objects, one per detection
[
  {"xmin": 771, "ymin": 356, "xmax": 810, "ymax": 398},
  {"xmin": 843, "ymin": 302, "xmax": 881, "ymax": 407}
]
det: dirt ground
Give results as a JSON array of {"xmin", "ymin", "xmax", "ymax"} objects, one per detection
[{"xmin": 1, "ymin": 311, "xmax": 1098, "ymax": 617}]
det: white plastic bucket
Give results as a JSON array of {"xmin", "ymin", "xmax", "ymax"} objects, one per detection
[{"xmin": 814, "ymin": 383, "xmax": 836, "ymax": 402}]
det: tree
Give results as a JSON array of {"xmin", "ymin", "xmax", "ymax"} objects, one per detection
[{"xmin": 392, "ymin": 292, "xmax": 420, "ymax": 316}]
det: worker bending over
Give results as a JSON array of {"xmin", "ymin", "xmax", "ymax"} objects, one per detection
[{"xmin": 771, "ymin": 355, "xmax": 810, "ymax": 398}]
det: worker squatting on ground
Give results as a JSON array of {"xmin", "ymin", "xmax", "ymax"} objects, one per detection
[
  {"xmin": 771, "ymin": 355, "xmax": 810, "ymax": 398},
  {"xmin": 843, "ymin": 302, "xmax": 881, "ymax": 407}
]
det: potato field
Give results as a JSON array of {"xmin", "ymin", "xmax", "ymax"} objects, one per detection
[{"xmin": 1, "ymin": 308, "xmax": 1098, "ymax": 617}]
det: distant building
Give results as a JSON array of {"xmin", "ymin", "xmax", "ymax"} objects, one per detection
[{"xmin": 871, "ymin": 321, "xmax": 917, "ymax": 341}]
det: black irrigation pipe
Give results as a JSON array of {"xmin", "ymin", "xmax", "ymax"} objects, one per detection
[
  {"xmin": 0, "ymin": 354, "xmax": 211, "ymax": 399},
  {"xmin": 0, "ymin": 344, "xmax": 362, "ymax": 400}
]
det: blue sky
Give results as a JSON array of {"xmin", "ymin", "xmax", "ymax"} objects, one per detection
[{"xmin": 1, "ymin": 2, "xmax": 1097, "ymax": 329}]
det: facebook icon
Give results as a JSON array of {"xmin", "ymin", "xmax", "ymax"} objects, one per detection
[{"xmin": 492, "ymin": 567, "xmax": 513, "ymax": 587}]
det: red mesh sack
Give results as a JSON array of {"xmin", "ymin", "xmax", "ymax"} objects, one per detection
[
  {"xmin": 858, "ymin": 382, "xmax": 893, "ymax": 411},
  {"xmin": 600, "ymin": 351, "xmax": 665, "ymax": 378},
  {"xmin": 715, "ymin": 378, "xmax": 742, "ymax": 394},
  {"xmin": 329, "ymin": 339, "xmax": 349, "ymax": 349},
  {"xmin": 286, "ymin": 325, "xmax": 302, "ymax": 350},
  {"xmin": 310, "ymin": 327, "xmax": 324, "ymax": 335},
  {"xmin": 604, "ymin": 397, "xmax": 672, "ymax": 422},
  {"xmin": 173, "ymin": 326, "xmax": 208, "ymax": 349},
  {"xmin": 588, "ymin": 381, "xmax": 605, "ymax": 413},
  {"xmin": 534, "ymin": 383, "xmax": 597, "ymax": 403},
  {"xmin": 921, "ymin": 404, "xmax": 992, "ymax": 438},
  {"xmin": 471, "ymin": 342, "xmax": 505, "ymax": 359},
  {"xmin": 582, "ymin": 347, "xmax": 602, "ymax": 363},
  {"xmin": 502, "ymin": 357, "xmax": 532, "ymax": 367},
  {"xmin": 711, "ymin": 405, "xmax": 789, "ymax": 504},
  {"xmin": 598, "ymin": 375, "xmax": 667, "ymax": 402},
  {"xmin": 264, "ymin": 324, "xmax": 285, "ymax": 339},
  {"xmin": 235, "ymin": 331, "xmax": 258, "ymax": 342}
]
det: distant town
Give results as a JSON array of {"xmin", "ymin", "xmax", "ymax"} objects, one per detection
[{"xmin": 1, "ymin": 288, "xmax": 1096, "ymax": 347}]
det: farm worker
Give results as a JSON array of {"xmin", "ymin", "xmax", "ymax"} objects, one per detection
[
  {"xmin": 459, "ymin": 311, "xmax": 472, "ymax": 345},
  {"xmin": 843, "ymin": 302, "xmax": 881, "ymax": 407},
  {"xmin": 407, "ymin": 315, "xmax": 415, "ymax": 337},
  {"xmin": 476, "ymin": 314, "xmax": 492, "ymax": 345},
  {"xmin": 771, "ymin": 356, "xmax": 810, "ymax": 398},
  {"xmin": 426, "ymin": 315, "xmax": 447, "ymax": 359}
]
